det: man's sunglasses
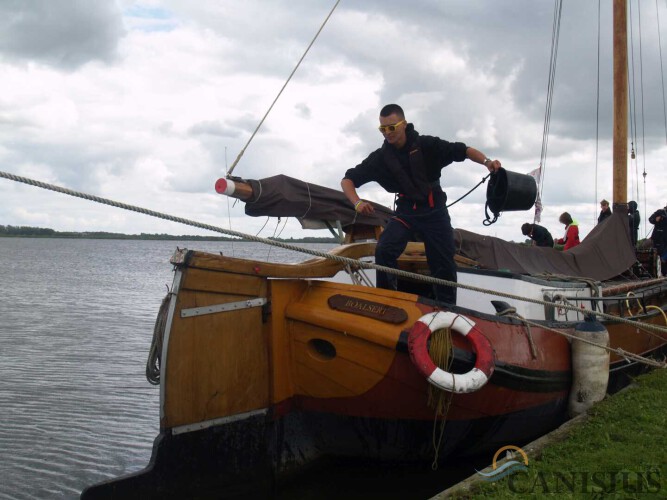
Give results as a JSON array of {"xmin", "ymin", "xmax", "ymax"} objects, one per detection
[{"xmin": 378, "ymin": 120, "xmax": 406, "ymax": 134}]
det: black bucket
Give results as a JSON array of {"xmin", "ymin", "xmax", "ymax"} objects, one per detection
[{"xmin": 486, "ymin": 168, "xmax": 537, "ymax": 214}]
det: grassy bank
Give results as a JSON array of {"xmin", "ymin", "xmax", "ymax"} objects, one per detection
[{"xmin": 443, "ymin": 368, "xmax": 667, "ymax": 499}]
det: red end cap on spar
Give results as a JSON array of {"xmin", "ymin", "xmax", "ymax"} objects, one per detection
[
  {"xmin": 215, "ymin": 178, "xmax": 231, "ymax": 194},
  {"xmin": 214, "ymin": 177, "xmax": 252, "ymax": 200}
]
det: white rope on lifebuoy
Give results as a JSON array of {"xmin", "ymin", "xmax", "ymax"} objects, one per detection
[{"xmin": 408, "ymin": 311, "xmax": 495, "ymax": 393}]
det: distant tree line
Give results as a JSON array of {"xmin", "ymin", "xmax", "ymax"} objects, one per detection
[
  {"xmin": 0, "ymin": 225, "xmax": 337, "ymax": 243},
  {"xmin": 0, "ymin": 225, "xmax": 57, "ymax": 236}
]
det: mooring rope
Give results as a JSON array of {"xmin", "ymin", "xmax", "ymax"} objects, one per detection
[
  {"xmin": 510, "ymin": 313, "xmax": 666, "ymax": 368},
  {"xmin": 2, "ymin": 169, "xmax": 667, "ymax": 339}
]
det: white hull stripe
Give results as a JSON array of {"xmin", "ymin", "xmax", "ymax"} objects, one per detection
[{"xmin": 171, "ymin": 408, "xmax": 268, "ymax": 435}]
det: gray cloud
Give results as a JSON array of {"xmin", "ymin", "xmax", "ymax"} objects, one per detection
[
  {"xmin": 0, "ymin": 0, "xmax": 124, "ymax": 70},
  {"xmin": 2, "ymin": 1, "xmax": 666, "ymax": 240},
  {"xmin": 188, "ymin": 120, "xmax": 240, "ymax": 138}
]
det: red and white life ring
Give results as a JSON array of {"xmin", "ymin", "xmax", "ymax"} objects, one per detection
[{"xmin": 408, "ymin": 311, "xmax": 495, "ymax": 393}]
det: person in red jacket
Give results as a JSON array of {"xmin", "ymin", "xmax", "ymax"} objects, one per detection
[{"xmin": 555, "ymin": 212, "xmax": 580, "ymax": 250}]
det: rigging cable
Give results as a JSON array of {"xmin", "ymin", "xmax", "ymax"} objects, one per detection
[
  {"xmin": 638, "ymin": 0, "xmax": 647, "ymax": 207},
  {"xmin": 226, "ymin": 0, "xmax": 341, "ymax": 176},
  {"xmin": 595, "ymin": 0, "xmax": 601, "ymax": 225},
  {"xmin": 537, "ymin": 0, "xmax": 563, "ymax": 218},
  {"xmin": 654, "ymin": 0, "xmax": 667, "ymax": 237},
  {"xmin": 224, "ymin": 146, "xmax": 235, "ymax": 257},
  {"xmin": 628, "ymin": 0, "xmax": 648, "ymax": 214},
  {"xmin": 536, "ymin": 0, "xmax": 563, "ymax": 225},
  {"xmin": 628, "ymin": 0, "xmax": 639, "ymax": 209},
  {"xmin": 657, "ymin": 0, "xmax": 667, "ymax": 147}
]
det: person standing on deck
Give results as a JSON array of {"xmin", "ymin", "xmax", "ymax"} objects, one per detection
[
  {"xmin": 628, "ymin": 200, "xmax": 640, "ymax": 247},
  {"xmin": 341, "ymin": 104, "xmax": 501, "ymax": 304},
  {"xmin": 597, "ymin": 199, "xmax": 612, "ymax": 225},
  {"xmin": 649, "ymin": 207, "xmax": 667, "ymax": 276},
  {"xmin": 555, "ymin": 212, "xmax": 580, "ymax": 250},
  {"xmin": 521, "ymin": 223, "xmax": 554, "ymax": 248}
]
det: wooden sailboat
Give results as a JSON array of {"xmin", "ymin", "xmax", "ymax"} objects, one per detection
[{"xmin": 82, "ymin": 1, "xmax": 667, "ymax": 498}]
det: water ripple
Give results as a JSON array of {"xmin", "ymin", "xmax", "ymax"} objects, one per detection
[{"xmin": 0, "ymin": 239, "xmax": 336, "ymax": 499}]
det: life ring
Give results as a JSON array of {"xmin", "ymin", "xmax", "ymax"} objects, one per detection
[{"xmin": 408, "ymin": 311, "xmax": 495, "ymax": 393}]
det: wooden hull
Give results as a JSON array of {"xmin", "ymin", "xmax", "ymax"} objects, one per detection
[{"xmin": 82, "ymin": 248, "xmax": 667, "ymax": 499}]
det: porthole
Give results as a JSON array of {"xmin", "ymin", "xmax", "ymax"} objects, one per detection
[{"xmin": 307, "ymin": 338, "xmax": 336, "ymax": 361}]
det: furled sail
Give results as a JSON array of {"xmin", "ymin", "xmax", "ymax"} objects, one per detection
[
  {"xmin": 239, "ymin": 174, "xmax": 394, "ymax": 230},
  {"xmin": 226, "ymin": 174, "xmax": 636, "ymax": 281},
  {"xmin": 456, "ymin": 212, "xmax": 636, "ymax": 281}
]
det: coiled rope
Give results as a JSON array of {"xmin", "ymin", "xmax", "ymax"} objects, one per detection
[
  {"xmin": 146, "ymin": 292, "xmax": 171, "ymax": 385},
  {"xmin": 427, "ymin": 326, "xmax": 454, "ymax": 470},
  {"xmin": 2, "ymin": 169, "xmax": 667, "ymax": 339}
]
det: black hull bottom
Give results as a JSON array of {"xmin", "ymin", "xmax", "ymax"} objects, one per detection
[
  {"xmin": 81, "ymin": 398, "xmax": 568, "ymax": 499},
  {"xmin": 81, "ymin": 412, "xmax": 274, "ymax": 499},
  {"xmin": 81, "ymin": 347, "xmax": 667, "ymax": 499}
]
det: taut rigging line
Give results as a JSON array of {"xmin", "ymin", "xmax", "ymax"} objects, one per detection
[
  {"xmin": 226, "ymin": 0, "xmax": 341, "ymax": 177},
  {"xmin": 2, "ymin": 168, "xmax": 667, "ymax": 346}
]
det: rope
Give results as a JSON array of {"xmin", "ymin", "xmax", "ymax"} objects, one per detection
[
  {"xmin": 497, "ymin": 305, "xmax": 538, "ymax": 359},
  {"xmin": 426, "ymin": 324, "xmax": 453, "ymax": 470},
  {"xmin": 445, "ymin": 173, "xmax": 490, "ymax": 208},
  {"xmin": 226, "ymin": 0, "xmax": 341, "ymax": 176},
  {"xmin": 146, "ymin": 292, "xmax": 171, "ymax": 385},
  {"xmin": 655, "ymin": 0, "xmax": 666, "ymax": 239},
  {"xmin": 427, "ymin": 327, "xmax": 453, "ymax": 413},
  {"xmin": 537, "ymin": 0, "xmax": 563, "ymax": 206},
  {"xmin": 3, "ymin": 169, "xmax": 667, "ymax": 338},
  {"xmin": 646, "ymin": 304, "xmax": 667, "ymax": 325},
  {"xmin": 637, "ymin": 0, "xmax": 647, "ymax": 207},
  {"xmin": 595, "ymin": 0, "xmax": 600, "ymax": 224},
  {"xmin": 510, "ymin": 314, "xmax": 666, "ymax": 369},
  {"xmin": 625, "ymin": 291, "xmax": 645, "ymax": 316},
  {"xmin": 629, "ymin": 0, "xmax": 639, "ymax": 199},
  {"xmin": 482, "ymin": 201, "xmax": 499, "ymax": 227},
  {"xmin": 658, "ymin": 0, "xmax": 667, "ymax": 148},
  {"xmin": 629, "ymin": 0, "xmax": 648, "ymax": 216}
]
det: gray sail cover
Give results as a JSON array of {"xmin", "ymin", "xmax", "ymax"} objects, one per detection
[
  {"xmin": 455, "ymin": 212, "xmax": 636, "ymax": 281},
  {"xmin": 244, "ymin": 175, "xmax": 393, "ymax": 230},
  {"xmin": 243, "ymin": 175, "xmax": 635, "ymax": 281}
]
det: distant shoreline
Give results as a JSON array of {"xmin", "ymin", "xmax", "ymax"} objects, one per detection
[{"xmin": 0, "ymin": 225, "xmax": 338, "ymax": 243}]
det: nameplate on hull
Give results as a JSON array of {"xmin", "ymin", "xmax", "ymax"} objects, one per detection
[{"xmin": 327, "ymin": 294, "xmax": 408, "ymax": 324}]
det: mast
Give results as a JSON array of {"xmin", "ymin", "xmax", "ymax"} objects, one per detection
[{"xmin": 612, "ymin": 0, "xmax": 628, "ymax": 212}]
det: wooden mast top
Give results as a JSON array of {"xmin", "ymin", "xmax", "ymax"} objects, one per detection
[{"xmin": 612, "ymin": 0, "xmax": 628, "ymax": 212}]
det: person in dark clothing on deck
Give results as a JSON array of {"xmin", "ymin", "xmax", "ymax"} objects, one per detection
[
  {"xmin": 649, "ymin": 207, "xmax": 667, "ymax": 276},
  {"xmin": 628, "ymin": 200, "xmax": 640, "ymax": 247},
  {"xmin": 598, "ymin": 199, "xmax": 612, "ymax": 225},
  {"xmin": 521, "ymin": 223, "xmax": 554, "ymax": 247},
  {"xmin": 341, "ymin": 104, "xmax": 501, "ymax": 304}
]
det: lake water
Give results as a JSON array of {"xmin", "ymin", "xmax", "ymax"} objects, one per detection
[
  {"xmin": 0, "ymin": 238, "xmax": 484, "ymax": 499},
  {"xmin": 0, "ymin": 238, "xmax": 339, "ymax": 499}
]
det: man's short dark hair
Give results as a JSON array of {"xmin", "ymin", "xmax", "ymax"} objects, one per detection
[
  {"xmin": 521, "ymin": 223, "xmax": 532, "ymax": 236},
  {"xmin": 380, "ymin": 104, "xmax": 404, "ymax": 118}
]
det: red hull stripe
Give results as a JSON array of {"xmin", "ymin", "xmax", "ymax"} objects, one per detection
[{"xmin": 408, "ymin": 311, "xmax": 495, "ymax": 393}]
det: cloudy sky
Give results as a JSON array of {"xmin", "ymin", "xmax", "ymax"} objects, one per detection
[{"xmin": 1, "ymin": 0, "xmax": 666, "ymax": 243}]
